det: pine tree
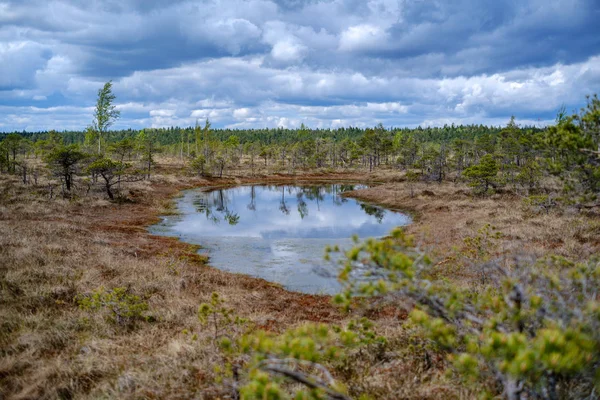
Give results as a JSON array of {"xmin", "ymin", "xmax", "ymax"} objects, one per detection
[{"xmin": 463, "ymin": 154, "xmax": 499, "ymax": 194}]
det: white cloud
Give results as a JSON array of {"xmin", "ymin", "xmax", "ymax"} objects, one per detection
[
  {"xmin": 338, "ymin": 24, "xmax": 389, "ymax": 52},
  {"xmin": 149, "ymin": 109, "xmax": 175, "ymax": 117},
  {"xmin": 233, "ymin": 108, "xmax": 252, "ymax": 119},
  {"xmin": 0, "ymin": 41, "xmax": 50, "ymax": 88},
  {"xmin": 271, "ymin": 39, "xmax": 307, "ymax": 62},
  {"xmin": 3, "ymin": 55, "xmax": 599, "ymax": 131}
]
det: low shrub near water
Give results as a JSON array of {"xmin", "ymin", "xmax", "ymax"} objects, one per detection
[
  {"xmin": 329, "ymin": 229, "xmax": 600, "ymax": 399},
  {"xmin": 237, "ymin": 320, "xmax": 385, "ymax": 400},
  {"xmin": 198, "ymin": 292, "xmax": 248, "ymax": 343},
  {"xmin": 191, "ymin": 291, "xmax": 387, "ymax": 399}
]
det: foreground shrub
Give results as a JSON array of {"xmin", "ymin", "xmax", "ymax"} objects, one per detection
[
  {"xmin": 238, "ymin": 320, "xmax": 383, "ymax": 400},
  {"xmin": 192, "ymin": 291, "xmax": 383, "ymax": 399},
  {"xmin": 330, "ymin": 229, "xmax": 600, "ymax": 399}
]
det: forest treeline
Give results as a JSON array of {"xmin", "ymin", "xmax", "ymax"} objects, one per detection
[
  {"xmin": 0, "ymin": 123, "xmax": 539, "ymax": 146},
  {"xmin": 0, "ymin": 122, "xmax": 540, "ymax": 180},
  {"xmin": 1, "ymin": 95, "xmax": 599, "ymax": 203}
]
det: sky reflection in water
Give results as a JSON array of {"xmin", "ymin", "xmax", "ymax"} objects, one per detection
[{"xmin": 150, "ymin": 184, "xmax": 410, "ymax": 294}]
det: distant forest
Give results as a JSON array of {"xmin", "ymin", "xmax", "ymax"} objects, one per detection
[{"xmin": 0, "ymin": 123, "xmax": 542, "ymax": 146}]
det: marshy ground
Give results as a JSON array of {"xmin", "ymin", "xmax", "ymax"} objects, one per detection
[{"xmin": 1, "ymin": 162, "xmax": 599, "ymax": 399}]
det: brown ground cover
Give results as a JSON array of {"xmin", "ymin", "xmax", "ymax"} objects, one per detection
[{"xmin": 1, "ymin": 165, "xmax": 598, "ymax": 399}]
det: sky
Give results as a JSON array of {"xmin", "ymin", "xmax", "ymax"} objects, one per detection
[{"xmin": 1, "ymin": 0, "xmax": 599, "ymax": 132}]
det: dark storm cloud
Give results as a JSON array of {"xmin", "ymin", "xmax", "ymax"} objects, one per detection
[
  {"xmin": 0, "ymin": 0, "xmax": 599, "ymax": 131},
  {"xmin": 348, "ymin": 0, "xmax": 600, "ymax": 77}
]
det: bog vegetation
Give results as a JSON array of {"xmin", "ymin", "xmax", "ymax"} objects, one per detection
[{"xmin": 1, "ymin": 83, "xmax": 599, "ymax": 399}]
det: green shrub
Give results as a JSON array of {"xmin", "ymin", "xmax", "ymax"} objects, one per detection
[
  {"xmin": 238, "ymin": 320, "xmax": 384, "ymax": 400},
  {"xmin": 463, "ymin": 154, "xmax": 500, "ymax": 195},
  {"xmin": 461, "ymin": 224, "xmax": 503, "ymax": 284},
  {"xmin": 76, "ymin": 287, "xmax": 150, "ymax": 329},
  {"xmin": 198, "ymin": 292, "xmax": 247, "ymax": 343},
  {"xmin": 522, "ymin": 194, "xmax": 557, "ymax": 215},
  {"xmin": 330, "ymin": 229, "xmax": 600, "ymax": 398}
]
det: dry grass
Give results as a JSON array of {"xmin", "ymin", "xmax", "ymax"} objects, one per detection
[
  {"xmin": 1, "ymin": 163, "xmax": 597, "ymax": 399},
  {"xmin": 346, "ymin": 177, "xmax": 600, "ymax": 283},
  {"xmin": 0, "ymin": 173, "xmax": 341, "ymax": 399}
]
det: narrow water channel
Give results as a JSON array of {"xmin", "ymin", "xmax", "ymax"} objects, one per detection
[{"xmin": 150, "ymin": 183, "xmax": 410, "ymax": 294}]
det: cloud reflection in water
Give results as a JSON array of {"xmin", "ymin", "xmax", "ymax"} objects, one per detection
[{"xmin": 151, "ymin": 184, "xmax": 410, "ymax": 294}]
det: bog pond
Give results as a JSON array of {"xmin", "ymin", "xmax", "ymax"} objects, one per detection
[{"xmin": 150, "ymin": 183, "xmax": 410, "ymax": 294}]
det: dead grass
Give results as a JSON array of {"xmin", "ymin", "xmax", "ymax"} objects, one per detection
[
  {"xmin": 1, "ymin": 163, "xmax": 597, "ymax": 399},
  {"xmin": 0, "ymin": 174, "xmax": 343, "ymax": 399},
  {"xmin": 345, "ymin": 178, "xmax": 599, "ymax": 282}
]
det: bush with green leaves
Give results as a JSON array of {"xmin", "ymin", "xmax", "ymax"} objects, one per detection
[
  {"xmin": 44, "ymin": 145, "xmax": 88, "ymax": 192},
  {"xmin": 189, "ymin": 154, "xmax": 207, "ymax": 176},
  {"xmin": 330, "ymin": 229, "xmax": 600, "ymax": 399},
  {"xmin": 198, "ymin": 292, "xmax": 247, "ymax": 343},
  {"xmin": 193, "ymin": 294, "xmax": 384, "ymax": 399},
  {"xmin": 237, "ymin": 319, "xmax": 384, "ymax": 400},
  {"xmin": 461, "ymin": 223, "xmax": 503, "ymax": 285},
  {"xmin": 193, "ymin": 289, "xmax": 385, "ymax": 399},
  {"xmin": 515, "ymin": 159, "xmax": 543, "ymax": 192},
  {"xmin": 522, "ymin": 195, "xmax": 557, "ymax": 215},
  {"xmin": 76, "ymin": 287, "xmax": 150, "ymax": 329},
  {"xmin": 463, "ymin": 154, "xmax": 500, "ymax": 195},
  {"xmin": 545, "ymin": 95, "xmax": 600, "ymax": 201},
  {"xmin": 86, "ymin": 157, "xmax": 143, "ymax": 200},
  {"xmin": 0, "ymin": 133, "xmax": 29, "ymax": 174}
]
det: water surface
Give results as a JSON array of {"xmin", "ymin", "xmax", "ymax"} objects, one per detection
[{"xmin": 150, "ymin": 184, "xmax": 410, "ymax": 294}]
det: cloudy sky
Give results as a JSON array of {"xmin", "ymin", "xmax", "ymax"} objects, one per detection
[{"xmin": 1, "ymin": 0, "xmax": 599, "ymax": 131}]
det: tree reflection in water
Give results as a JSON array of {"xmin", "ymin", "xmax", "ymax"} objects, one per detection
[
  {"xmin": 359, "ymin": 203, "xmax": 386, "ymax": 223},
  {"xmin": 193, "ymin": 189, "xmax": 240, "ymax": 226},
  {"xmin": 279, "ymin": 186, "xmax": 290, "ymax": 215},
  {"xmin": 152, "ymin": 183, "xmax": 410, "ymax": 294},
  {"xmin": 192, "ymin": 184, "xmax": 385, "ymax": 225},
  {"xmin": 247, "ymin": 186, "xmax": 256, "ymax": 211},
  {"xmin": 296, "ymin": 192, "xmax": 308, "ymax": 219}
]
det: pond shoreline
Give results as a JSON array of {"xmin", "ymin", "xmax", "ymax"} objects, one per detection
[{"xmin": 149, "ymin": 181, "xmax": 411, "ymax": 294}]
